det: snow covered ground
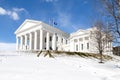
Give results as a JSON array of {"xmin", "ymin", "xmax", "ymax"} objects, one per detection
[
  {"xmin": 0, "ymin": 51, "xmax": 120, "ymax": 80},
  {"xmin": 0, "ymin": 42, "xmax": 120, "ymax": 80}
]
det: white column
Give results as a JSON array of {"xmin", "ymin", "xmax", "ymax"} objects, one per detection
[
  {"xmin": 25, "ymin": 34, "xmax": 27, "ymax": 50},
  {"xmin": 20, "ymin": 36, "xmax": 23, "ymax": 50},
  {"xmin": 16, "ymin": 37, "xmax": 19, "ymax": 50},
  {"xmin": 29, "ymin": 32, "xmax": 32, "ymax": 50},
  {"xmin": 46, "ymin": 32, "xmax": 50, "ymax": 50},
  {"xmin": 52, "ymin": 33, "xmax": 56, "ymax": 50},
  {"xmin": 34, "ymin": 31, "xmax": 37, "ymax": 50},
  {"xmin": 40, "ymin": 29, "xmax": 43, "ymax": 50}
]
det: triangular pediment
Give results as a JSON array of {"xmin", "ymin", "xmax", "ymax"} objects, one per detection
[{"xmin": 15, "ymin": 19, "xmax": 41, "ymax": 34}]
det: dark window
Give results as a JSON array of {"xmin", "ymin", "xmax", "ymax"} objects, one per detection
[
  {"xmin": 76, "ymin": 45, "xmax": 78, "ymax": 51},
  {"xmin": 85, "ymin": 37, "xmax": 89, "ymax": 40},
  {"xmin": 50, "ymin": 47, "xmax": 52, "ymax": 50},
  {"xmin": 87, "ymin": 43, "xmax": 89, "ymax": 49},
  {"xmin": 79, "ymin": 38, "xmax": 83, "ymax": 41},
  {"xmin": 74, "ymin": 39, "xmax": 78, "ymax": 42},
  {"xmin": 61, "ymin": 38, "xmax": 63, "ymax": 43},
  {"xmin": 66, "ymin": 40, "xmax": 67, "ymax": 44},
  {"xmin": 81, "ymin": 44, "xmax": 83, "ymax": 50},
  {"xmin": 50, "ymin": 36, "xmax": 52, "ymax": 41},
  {"xmin": 56, "ymin": 36, "xmax": 58, "ymax": 41},
  {"xmin": 45, "ymin": 37, "xmax": 46, "ymax": 43}
]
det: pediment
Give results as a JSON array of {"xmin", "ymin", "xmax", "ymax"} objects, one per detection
[
  {"xmin": 74, "ymin": 29, "xmax": 85, "ymax": 35},
  {"xmin": 15, "ymin": 19, "xmax": 41, "ymax": 34}
]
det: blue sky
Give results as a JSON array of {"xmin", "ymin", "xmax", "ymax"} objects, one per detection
[{"xmin": 0, "ymin": 0, "xmax": 101, "ymax": 43}]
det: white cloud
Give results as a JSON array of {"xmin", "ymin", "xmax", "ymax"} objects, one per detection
[
  {"xmin": 13, "ymin": 8, "xmax": 25, "ymax": 12},
  {"xmin": 0, "ymin": 7, "xmax": 7, "ymax": 15},
  {"xmin": 0, "ymin": 7, "xmax": 26, "ymax": 20},
  {"xmin": 11, "ymin": 12, "xmax": 19, "ymax": 20}
]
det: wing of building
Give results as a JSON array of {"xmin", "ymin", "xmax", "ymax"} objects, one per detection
[{"xmin": 14, "ymin": 19, "xmax": 112, "ymax": 54}]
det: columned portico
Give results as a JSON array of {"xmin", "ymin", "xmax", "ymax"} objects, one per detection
[{"xmin": 15, "ymin": 19, "xmax": 69, "ymax": 51}]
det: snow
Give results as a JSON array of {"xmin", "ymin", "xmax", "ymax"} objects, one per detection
[
  {"xmin": 0, "ymin": 43, "xmax": 16, "ymax": 51},
  {"xmin": 0, "ymin": 51, "xmax": 120, "ymax": 80},
  {"xmin": 0, "ymin": 43, "xmax": 120, "ymax": 80}
]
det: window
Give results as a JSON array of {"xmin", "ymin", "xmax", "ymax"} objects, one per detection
[
  {"xmin": 79, "ymin": 38, "xmax": 83, "ymax": 41},
  {"xmin": 87, "ymin": 43, "xmax": 89, "ymax": 49},
  {"xmin": 74, "ymin": 39, "xmax": 78, "ymax": 42},
  {"xmin": 85, "ymin": 37, "xmax": 89, "ymax": 40},
  {"xmin": 61, "ymin": 38, "xmax": 63, "ymax": 43},
  {"xmin": 76, "ymin": 45, "xmax": 78, "ymax": 51},
  {"xmin": 50, "ymin": 36, "xmax": 52, "ymax": 41},
  {"xmin": 45, "ymin": 37, "xmax": 46, "ymax": 43},
  {"xmin": 66, "ymin": 40, "xmax": 67, "ymax": 44},
  {"xmin": 56, "ymin": 36, "xmax": 58, "ymax": 41},
  {"xmin": 81, "ymin": 44, "xmax": 83, "ymax": 50}
]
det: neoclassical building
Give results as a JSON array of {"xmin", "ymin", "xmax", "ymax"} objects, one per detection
[
  {"xmin": 15, "ymin": 19, "xmax": 69, "ymax": 51},
  {"xmin": 15, "ymin": 19, "xmax": 112, "ymax": 54}
]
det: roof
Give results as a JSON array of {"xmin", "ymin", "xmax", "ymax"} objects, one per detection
[
  {"xmin": 14, "ymin": 19, "xmax": 42, "ymax": 34},
  {"xmin": 14, "ymin": 19, "xmax": 69, "ymax": 38}
]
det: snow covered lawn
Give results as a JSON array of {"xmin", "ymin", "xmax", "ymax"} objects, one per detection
[{"xmin": 0, "ymin": 51, "xmax": 120, "ymax": 80}]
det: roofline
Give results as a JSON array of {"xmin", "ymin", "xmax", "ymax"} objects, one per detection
[{"xmin": 14, "ymin": 19, "xmax": 42, "ymax": 34}]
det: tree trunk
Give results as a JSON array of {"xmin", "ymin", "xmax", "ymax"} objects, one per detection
[{"xmin": 99, "ymin": 51, "xmax": 103, "ymax": 63}]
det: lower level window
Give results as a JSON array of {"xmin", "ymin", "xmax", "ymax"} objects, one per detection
[
  {"xmin": 76, "ymin": 45, "xmax": 78, "ymax": 51},
  {"xmin": 81, "ymin": 44, "xmax": 83, "ymax": 50},
  {"xmin": 87, "ymin": 43, "xmax": 89, "ymax": 49}
]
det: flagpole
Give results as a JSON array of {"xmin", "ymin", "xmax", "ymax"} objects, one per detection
[
  {"xmin": 52, "ymin": 18, "xmax": 54, "ymax": 27},
  {"xmin": 49, "ymin": 18, "xmax": 57, "ymax": 27}
]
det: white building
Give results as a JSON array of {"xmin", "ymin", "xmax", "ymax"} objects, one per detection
[
  {"xmin": 15, "ymin": 19, "xmax": 69, "ymax": 51},
  {"xmin": 15, "ymin": 19, "xmax": 112, "ymax": 54},
  {"xmin": 67, "ymin": 28, "xmax": 112, "ymax": 54}
]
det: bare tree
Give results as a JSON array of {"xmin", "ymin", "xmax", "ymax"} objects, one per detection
[
  {"xmin": 101, "ymin": 0, "xmax": 120, "ymax": 44},
  {"xmin": 91, "ymin": 20, "xmax": 112, "ymax": 63}
]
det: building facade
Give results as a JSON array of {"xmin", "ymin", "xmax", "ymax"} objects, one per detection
[
  {"xmin": 15, "ymin": 19, "xmax": 112, "ymax": 54},
  {"xmin": 66, "ymin": 28, "xmax": 112, "ymax": 54},
  {"xmin": 15, "ymin": 19, "xmax": 69, "ymax": 51}
]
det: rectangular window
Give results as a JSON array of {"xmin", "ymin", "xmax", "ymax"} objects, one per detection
[
  {"xmin": 85, "ymin": 37, "xmax": 89, "ymax": 40},
  {"xmin": 45, "ymin": 37, "xmax": 46, "ymax": 43},
  {"xmin": 61, "ymin": 38, "xmax": 63, "ymax": 43},
  {"xmin": 56, "ymin": 36, "xmax": 58, "ymax": 41},
  {"xmin": 87, "ymin": 43, "xmax": 89, "ymax": 49},
  {"xmin": 76, "ymin": 45, "xmax": 78, "ymax": 51},
  {"xmin": 50, "ymin": 36, "xmax": 52, "ymax": 41},
  {"xmin": 79, "ymin": 38, "xmax": 83, "ymax": 41},
  {"xmin": 66, "ymin": 40, "xmax": 67, "ymax": 44},
  {"xmin": 74, "ymin": 39, "xmax": 78, "ymax": 42},
  {"xmin": 81, "ymin": 44, "xmax": 83, "ymax": 50}
]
